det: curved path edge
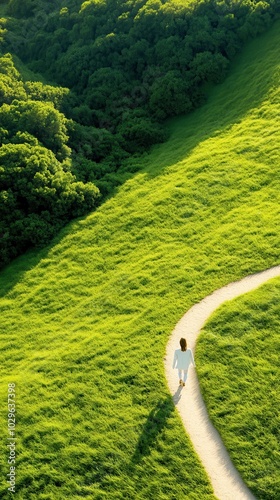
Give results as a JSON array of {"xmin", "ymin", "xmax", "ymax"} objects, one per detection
[{"xmin": 164, "ymin": 265, "xmax": 280, "ymax": 500}]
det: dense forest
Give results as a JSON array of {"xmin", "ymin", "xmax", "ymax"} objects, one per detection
[{"xmin": 0, "ymin": 0, "xmax": 279, "ymax": 268}]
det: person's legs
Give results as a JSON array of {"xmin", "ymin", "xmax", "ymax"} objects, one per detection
[
  {"xmin": 178, "ymin": 369, "xmax": 183, "ymax": 385},
  {"xmin": 180, "ymin": 370, "xmax": 188, "ymax": 386}
]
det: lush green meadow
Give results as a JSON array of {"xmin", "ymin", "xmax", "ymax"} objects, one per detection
[
  {"xmin": 0, "ymin": 20, "xmax": 280, "ymax": 499},
  {"xmin": 196, "ymin": 278, "xmax": 280, "ymax": 499}
]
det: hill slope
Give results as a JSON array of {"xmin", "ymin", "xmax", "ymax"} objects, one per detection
[
  {"xmin": 0, "ymin": 20, "xmax": 280, "ymax": 499},
  {"xmin": 0, "ymin": 0, "xmax": 278, "ymax": 268},
  {"xmin": 197, "ymin": 276, "xmax": 280, "ymax": 499}
]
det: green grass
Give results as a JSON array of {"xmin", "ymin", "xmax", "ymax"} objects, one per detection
[
  {"xmin": 0, "ymin": 19, "xmax": 280, "ymax": 499},
  {"xmin": 196, "ymin": 278, "xmax": 280, "ymax": 499}
]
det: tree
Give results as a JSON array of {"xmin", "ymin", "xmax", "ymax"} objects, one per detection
[
  {"xmin": 189, "ymin": 51, "xmax": 229, "ymax": 85},
  {"xmin": 0, "ymin": 142, "xmax": 100, "ymax": 267},
  {"xmin": 24, "ymin": 81, "xmax": 69, "ymax": 110},
  {"xmin": 149, "ymin": 70, "xmax": 193, "ymax": 120},
  {"xmin": 0, "ymin": 54, "xmax": 27, "ymax": 104},
  {"xmin": 0, "ymin": 100, "xmax": 71, "ymax": 159},
  {"xmin": 118, "ymin": 110, "xmax": 167, "ymax": 151},
  {"xmin": 7, "ymin": 0, "xmax": 36, "ymax": 18}
]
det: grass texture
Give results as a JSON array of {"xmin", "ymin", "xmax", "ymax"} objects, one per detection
[
  {"xmin": 196, "ymin": 278, "xmax": 280, "ymax": 499},
  {"xmin": 0, "ymin": 20, "xmax": 280, "ymax": 499}
]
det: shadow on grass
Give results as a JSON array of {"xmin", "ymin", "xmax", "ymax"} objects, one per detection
[
  {"xmin": 0, "ymin": 220, "xmax": 75, "ymax": 298},
  {"xmin": 0, "ymin": 245, "xmax": 51, "ymax": 298},
  {"xmin": 131, "ymin": 395, "xmax": 175, "ymax": 465}
]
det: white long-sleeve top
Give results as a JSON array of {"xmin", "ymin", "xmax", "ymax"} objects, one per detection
[{"xmin": 172, "ymin": 348, "xmax": 195, "ymax": 370}]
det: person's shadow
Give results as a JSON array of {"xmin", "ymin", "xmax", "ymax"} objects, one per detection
[
  {"xmin": 172, "ymin": 385, "xmax": 183, "ymax": 405},
  {"xmin": 131, "ymin": 396, "xmax": 174, "ymax": 464},
  {"xmin": 131, "ymin": 387, "xmax": 183, "ymax": 464}
]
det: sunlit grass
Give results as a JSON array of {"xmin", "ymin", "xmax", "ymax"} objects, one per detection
[
  {"xmin": 0, "ymin": 20, "xmax": 280, "ymax": 499},
  {"xmin": 196, "ymin": 278, "xmax": 280, "ymax": 499}
]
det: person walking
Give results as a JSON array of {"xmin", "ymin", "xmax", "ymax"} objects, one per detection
[{"xmin": 172, "ymin": 338, "xmax": 195, "ymax": 386}]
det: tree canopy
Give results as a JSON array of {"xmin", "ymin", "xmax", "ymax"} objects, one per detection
[
  {"xmin": 0, "ymin": 53, "xmax": 99, "ymax": 268},
  {"xmin": 0, "ymin": 0, "xmax": 278, "ymax": 267}
]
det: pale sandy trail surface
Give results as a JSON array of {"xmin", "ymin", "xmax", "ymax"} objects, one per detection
[{"xmin": 165, "ymin": 265, "xmax": 280, "ymax": 500}]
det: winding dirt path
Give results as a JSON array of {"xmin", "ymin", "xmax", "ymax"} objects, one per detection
[{"xmin": 164, "ymin": 265, "xmax": 280, "ymax": 500}]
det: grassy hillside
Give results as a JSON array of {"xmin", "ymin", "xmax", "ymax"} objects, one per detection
[
  {"xmin": 197, "ymin": 278, "xmax": 280, "ymax": 500},
  {"xmin": 1, "ymin": 0, "xmax": 278, "ymax": 268},
  {"xmin": 0, "ymin": 19, "xmax": 280, "ymax": 499}
]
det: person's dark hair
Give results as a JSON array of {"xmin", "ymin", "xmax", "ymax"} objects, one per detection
[{"xmin": 180, "ymin": 338, "xmax": 187, "ymax": 351}]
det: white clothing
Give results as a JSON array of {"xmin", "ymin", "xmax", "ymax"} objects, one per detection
[
  {"xmin": 178, "ymin": 369, "xmax": 188, "ymax": 382},
  {"xmin": 172, "ymin": 348, "xmax": 195, "ymax": 370}
]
